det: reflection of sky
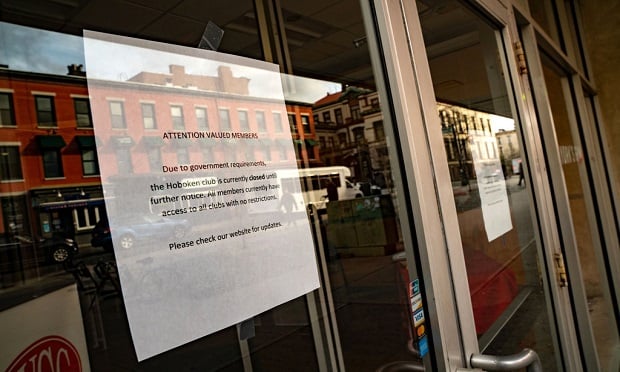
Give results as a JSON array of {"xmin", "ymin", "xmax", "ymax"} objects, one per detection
[
  {"xmin": 490, "ymin": 114, "xmax": 515, "ymax": 133},
  {"xmin": 0, "ymin": 22, "xmax": 340, "ymax": 104},
  {"xmin": 0, "ymin": 22, "xmax": 84, "ymax": 75},
  {"xmin": 84, "ymin": 34, "xmax": 341, "ymax": 103}
]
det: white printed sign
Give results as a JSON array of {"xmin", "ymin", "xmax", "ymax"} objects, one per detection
[
  {"xmin": 84, "ymin": 31, "xmax": 320, "ymax": 361},
  {"xmin": 469, "ymin": 131, "xmax": 512, "ymax": 241},
  {"xmin": 1, "ymin": 285, "xmax": 90, "ymax": 372}
]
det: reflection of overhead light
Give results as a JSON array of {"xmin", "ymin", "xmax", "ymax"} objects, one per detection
[
  {"xmin": 353, "ymin": 36, "xmax": 367, "ymax": 48},
  {"xmin": 57, "ymin": 190, "xmax": 62, "ymax": 198},
  {"xmin": 435, "ymin": 80, "xmax": 464, "ymax": 90},
  {"xmin": 49, "ymin": 0, "xmax": 81, "ymax": 6},
  {"xmin": 80, "ymin": 188, "xmax": 85, "ymax": 196},
  {"xmin": 285, "ymin": 24, "xmax": 322, "ymax": 38},
  {"xmin": 426, "ymin": 31, "xmax": 479, "ymax": 59},
  {"xmin": 287, "ymin": 38, "xmax": 304, "ymax": 47},
  {"xmin": 226, "ymin": 23, "xmax": 258, "ymax": 35}
]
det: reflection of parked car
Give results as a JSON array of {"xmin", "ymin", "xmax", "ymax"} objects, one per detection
[
  {"xmin": 91, "ymin": 215, "xmax": 190, "ymax": 250},
  {"xmin": 42, "ymin": 233, "xmax": 78, "ymax": 263}
]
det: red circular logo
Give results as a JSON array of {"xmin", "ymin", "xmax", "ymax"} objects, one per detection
[{"xmin": 6, "ymin": 335, "xmax": 82, "ymax": 372}]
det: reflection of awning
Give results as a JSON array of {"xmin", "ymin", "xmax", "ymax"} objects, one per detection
[
  {"xmin": 76, "ymin": 135, "xmax": 96, "ymax": 148},
  {"xmin": 305, "ymin": 139, "xmax": 318, "ymax": 146},
  {"xmin": 173, "ymin": 138, "xmax": 193, "ymax": 147},
  {"xmin": 142, "ymin": 136, "xmax": 164, "ymax": 146},
  {"xmin": 36, "ymin": 135, "xmax": 66, "ymax": 149},
  {"xmin": 111, "ymin": 136, "xmax": 134, "ymax": 147},
  {"xmin": 293, "ymin": 139, "xmax": 303, "ymax": 145},
  {"xmin": 38, "ymin": 197, "xmax": 105, "ymax": 211}
]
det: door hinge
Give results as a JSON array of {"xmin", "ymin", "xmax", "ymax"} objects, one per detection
[
  {"xmin": 554, "ymin": 252, "xmax": 568, "ymax": 287},
  {"xmin": 514, "ymin": 41, "xmax": 528, "ymax": 75}
]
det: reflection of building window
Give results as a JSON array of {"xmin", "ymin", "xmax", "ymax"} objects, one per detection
[
  {"xmin": 301, "ymin": 115, "xmax": 311, "ymax": 133},
  {"xmin": 109, "ymin": 101, "xmax": 126, "ymax": 129},
  {"xmin": 81, "ymin": 148, "xmax": 100, "ymax": 176},
  {"xmin": 0, "ymin": 93, "xmax": 15, "ymax": 126},
  {"xmin": 338, "ymin": 133, "xmax": 347, "ymax": 146},
  {"xmin": 35, "ymin": 95, "xmax": 56, "ymax": 127},
  {"xmin": 238, "ymin": 110, "xmax": 249, "ymax": 131},
  {"xmin": 171, "ymin": 105, "xmax": 184, "ymax": 130},
  {"xmin": 148, "ymin": 147, "xmax": 162, "ymax": 172},
  {"xmin": 73, "ymin": 206, "xmax": 101, "ymax": 231},
  {"xmin": 142, "ymin": 103, "xmax": 157, "ymax": 129},
  {"xmin": 307, "ymin": 143, "xmax": 316, "ymax": 160},
  {"xmin": 262, "ymin": 146, "xmax": 271, "ymax": 161},
  {"xmin": 279, "ymin": 146, "xmax": 287, "ymax": 161},
  {"xmin": 322, "ymin": 111, "xmax": 331, "ymax": 123},
  {"xmin": 1, "ymin": 195, "xmax": 29, "ymax": 237},
  {"xmin": 196, "ymin": 107, "xmax": 208, "ymax": 130},
  {"xmin": 335, "ymin": 108, "xmax": 343, "ymax": 124},
  {"xmin": 74, "ymin": 98, "xmax": 93, "ymax": 128},
  {"xmin": 313, "ymin": 114, "xmax": 319, "ymax": 124},
  {"xmin": 177, "ymin": 147, "xmax": 190, "ymax": 164},
  {"xmin": 288, "ymin": 113, "xmax": 297, "ymax": 133},
  {"xmin": 202, "ymin": 147, "xmax": 214, "ymax": 162},
  {"xmin": 353, "ymin": 127, "xmax": 365, "ymax": 142},
  {"xmin": 245, "ymin": 147, "xmax": 254, "ymax": 161},
  {"xmin": 373, "ymin": 121, "xmax": 384, "ymax": 141},
  {"xmin": 42, "ymin": 149, "xmax": 63, "ymax": 178},
  {"xmin": 319, "ymin": 137, "xmax": 326, "ymax": 149},
  {"xmin": 256, "ymin": 111, "xmax": 266, "ymax": 132},
  {"xmin": 273, "ymin": 112, "xmax": 283, "ymax": 133},
  {"xmin": 116, "ymin": 148, "xmax": 132, "ymax": 174},
  {"xmin": 219, "ymin": 109, "xmax": 231, "ymax": 131},
  {"xmin": 226, "ymin": 149, "xmax": 237, "ymax": 162},
  {"xmin": 351, "ymin": 105, "xmax": 360, "ymax": 120},
  {"xmin": 0, "ymin": 146, "xmax": 23, "ymax": 180}
]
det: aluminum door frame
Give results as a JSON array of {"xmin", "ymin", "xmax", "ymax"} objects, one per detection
[{"xmin": 364, "ymin": 0, "xmax": 584, "ymax": 370}]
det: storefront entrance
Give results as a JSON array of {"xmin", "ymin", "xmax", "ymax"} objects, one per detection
[{"xmin": 0, "ymin": 0, "xmax": 618, "ymax": 371}]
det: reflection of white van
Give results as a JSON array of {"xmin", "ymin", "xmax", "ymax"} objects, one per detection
[{"xmin": 282, "ymin": 166, "xmax": 363, "ymax": 205}]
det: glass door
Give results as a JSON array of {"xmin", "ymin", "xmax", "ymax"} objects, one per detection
[{"xmin": 415, "ymin": 2, "xmax": 561, "ymax": 369}]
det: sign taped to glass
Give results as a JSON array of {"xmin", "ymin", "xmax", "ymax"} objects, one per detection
[{"xmin": 83, "ymin": 31, "xmax": 320, "ymax": 361}]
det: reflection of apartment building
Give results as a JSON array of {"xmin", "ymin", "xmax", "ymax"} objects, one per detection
[
  {"xmin": 437, "ymin": 102, "xmax": 510, "ymax": 184},
  {"xmin": 0, "ymin": 66, "xmax": 103, "ymax": 257},
  {"xmin": 88, "ymin": 64, "xmax": 300, "ymax": 179},
  {"xmin": 312, "ymin": 91, "xmax": 511, "ymax": 189},
  {"xmin": 313, "ymin": 87, "xmax": 388, "ymax": 186},
  {"xmin": 496, "ymin": 129, "xmax": 520, "ymax": 175},
  {"xmin": 286, "ymin": 102, "xmax": 320, "ymax": 167}
]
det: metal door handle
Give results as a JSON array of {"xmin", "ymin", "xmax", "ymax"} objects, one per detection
[{"xmin": 470, "ymin": 348, "xmax": 542, "ymax": 372}]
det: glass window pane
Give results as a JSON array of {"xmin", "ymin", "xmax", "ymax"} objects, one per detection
[
  {"xmin": 0, "ymin": 146, "xmax": 23, "ymax": 180},
  {"xmin": 195, "ymin": 107, "xmax": 208, "ymax": 130}
]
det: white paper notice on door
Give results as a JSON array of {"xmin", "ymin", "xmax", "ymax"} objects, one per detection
[
  {"xmin": 469, "ymin": 130, "xmax": 513, "ymax": 242},
  {"xmin": 83, "ymin": 31, "xmax": 320, "ymax": 361}
]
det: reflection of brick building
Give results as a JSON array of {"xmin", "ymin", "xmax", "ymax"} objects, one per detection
[
  {"xmin": 313, "ymin": 87, "xmax": 389, "ymax": 186},
  {"xmin": 0, "ymin": 65, "xmax": 103, "ymax": 267},
  {"xmin": 88, "ymin": 64, "xmax": 302, "ymax": 179}
]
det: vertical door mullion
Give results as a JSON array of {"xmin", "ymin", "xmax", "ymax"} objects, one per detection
[
  {"xmin": 520, "ymin": 22, "xmax": 598, "ymax": 371},
  {"xmin": 364, "ymin": 0, "xmax": 471, "ymax": 370},
  {"xmin": 570, "ymin": 74, "xmax": 620, "ymax": 335},
  {"xmin": 496, "ymin": 19, "xmax": 570, "ymax": 371}
]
